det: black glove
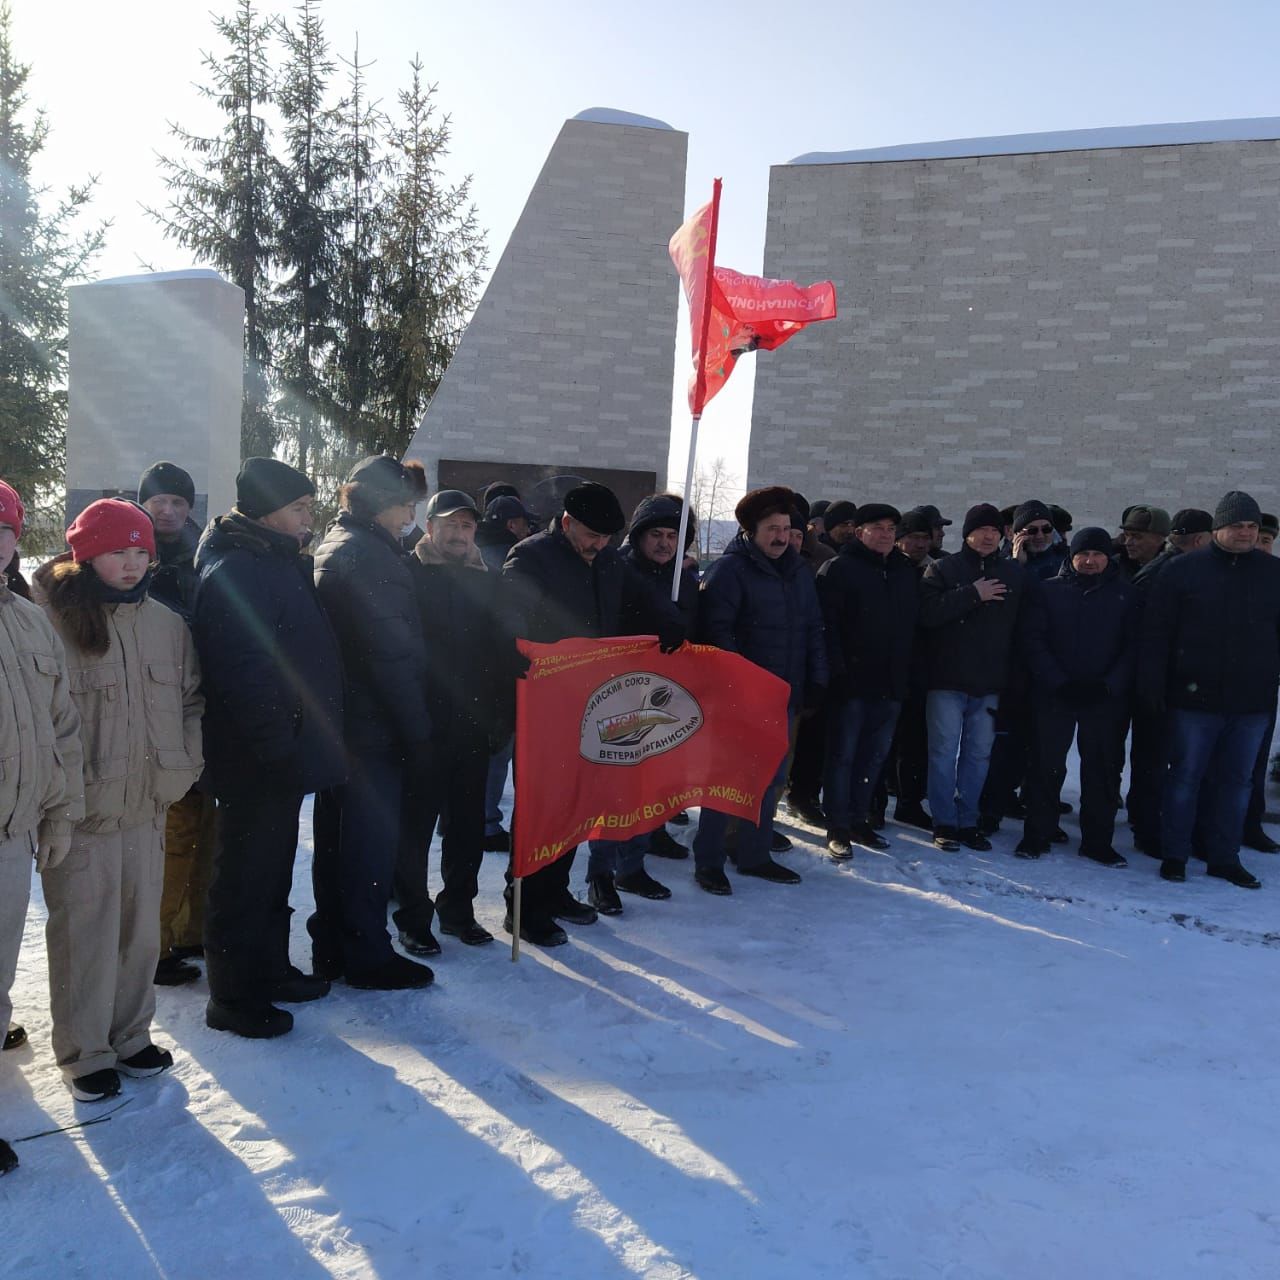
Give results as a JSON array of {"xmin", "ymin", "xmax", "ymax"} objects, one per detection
[
  {"xmin": 658, "ymin": 621, "xmax": 686, "ymax": 655},
  {"xmin": 512, "ymin": 650, "xmax": 532, "ymax": 679},
  {"xmin": 804, "ymin": 682, "xmax": 827, "ymax": 712}
]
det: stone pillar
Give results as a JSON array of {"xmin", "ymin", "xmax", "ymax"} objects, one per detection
[{"xmin": 66, "ymin": 269, "xmax": 244, "ymax": 525}]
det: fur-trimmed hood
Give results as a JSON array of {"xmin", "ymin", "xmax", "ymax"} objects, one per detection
[{"xmin": 414, "ymin": 535, "xmax": 487, "ymax": 571}]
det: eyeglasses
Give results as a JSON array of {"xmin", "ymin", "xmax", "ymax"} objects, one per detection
[{"xmin": 1023, "ymin": 523, "xmax": 1053, "ymax": 535}]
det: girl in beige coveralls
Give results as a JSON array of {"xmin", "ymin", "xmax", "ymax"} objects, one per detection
[{"xmin": 36, "ymin": 499, "xmax": 203, "ymax": 1102}]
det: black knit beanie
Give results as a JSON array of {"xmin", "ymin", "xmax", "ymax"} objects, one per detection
[
  {"xmin": 236, "ymin": 457, "xmax": 315, "ymax": 519},
  {"xmin": 563, "ymin": 482, "xmax": 625, "ymax": 535},
  {"xmin": 1213, "ymin": 490, "xmax": 1262, "ymax": 530},
  {"xmin": 962, "ymin": 503, "xmax": 1004, "ymax": 538},
  {"xmin": 138, "ymin": 461, "xmax": 195, "ymax": 507},
  {"xmin": 1012, "ymin": 499, "xmax": 1053, "ymax": 533},
  {"xmin": 1069, "ymin": 527, "xmax": 1114, "ymax": 557}
]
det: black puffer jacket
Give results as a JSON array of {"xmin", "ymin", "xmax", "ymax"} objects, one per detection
[
  {"xmin": 697, "ymin": 534, "xmax": 827, "ymax": 712},
  {"xmin": 1021, "ymin": 541, "xmax": 1068, "ymax": 583},
  {"xmin": 502, "ymin": 525, "xmax": 682, "ymax": 644},
  {"xmin": 411, "ymin": 537, "xmax": 518, "ymax": 746},
  {"xmin": 476, "ymin": 521, "xmax": 521, "ymax": 574},
  {"xmin": 312, "ymin": 512, "xmax": 432, "ymax": 754},
  {"xmin": 1139, "ymin": 542, "xmax": 1280, "ymax": 714},
  {"xmin": 1023, "ymin": 564, "xmax": 1138, "ymax": 695},
  {"xmin": 192, "ymin": 513, "xmax": 344, "ymax": 796},
  {"xmin": 919, "ymin": 544, "xmax": 1027, "ymax": 696},
  {"xmin": 150, "ymin": 518, "xmax": 201, "ymax": 621},
  {"xmin": 816, "ymin": 539, "xmax": 918, "ymax": 702},
  {"xmin": 621, "ymin": 545, "xmax": 699, "ymax": 629}
]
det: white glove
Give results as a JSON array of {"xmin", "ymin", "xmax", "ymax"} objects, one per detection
[{"xmin": 35, "ymin": 832, "xmax": 72, "ymax": 873}]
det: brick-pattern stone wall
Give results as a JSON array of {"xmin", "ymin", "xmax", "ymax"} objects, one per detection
[
  {"xmin": 66, "ymin": 274, "xmax": 244, "ymax": 525},
  {"xmin": 404, "ymin": 117, "xmax": 687, "ymax": 495},
  {"xmin": 750, "ymin": 138, "xmax": 1280, "ymax": 529}
]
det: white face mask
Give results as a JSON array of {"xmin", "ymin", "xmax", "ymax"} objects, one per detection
[{"xmin": 401, "ymin": 521, "xmax": 417, "ymax": 538}]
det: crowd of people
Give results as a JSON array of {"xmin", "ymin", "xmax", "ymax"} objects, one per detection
[{"xmin": 2, "ymin": 456, "xmax": 1278, "ymax": 1176}]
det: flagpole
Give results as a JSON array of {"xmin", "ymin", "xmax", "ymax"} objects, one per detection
[{"xmin": 672, "ymin": 177, "xmax": 722, "ymax": 604}]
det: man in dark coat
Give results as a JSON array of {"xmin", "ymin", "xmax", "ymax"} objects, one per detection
[
  {"xmin": 393, "ymin": 489, "xmax": 518, "ymax": 950},
  {"xmin": 137, "ymin": 461, "xmax": 212, "ymax": 987},
  {"xmin": 694, "ymin": 486, "xmax": 827, "ymax": 893},
  {"xmin": 1118, "ymin": 505, "xmax": 1171, "ymax": 580},
  {"xmin": 817, "ymin": 503, "xmax": 918, "ymax": 858},
  {"xmin": 919, "ymin": 503, "xmax": 1027, "ymax": 851},
  {"xmin": 582, "ymin": 494, "xmax": 700, "ymax": 915},
  {"xmin": 192, "ymin": 458, "xmax": 345, "ymax": 1038},
  {"xmin": 1018, "ymin": 528, "xmax": 1138, "ymax": 864},
  {"xmin": 1139, "ymin": 491, "xmax": 1280, "ymax": 888},
  {"xmin": 309, "ymin": 456, "xmax": 436, "ymax": 990},
  {"xmin": 502, "ymin": 482, "xmax": 685, "ymax": 945}
]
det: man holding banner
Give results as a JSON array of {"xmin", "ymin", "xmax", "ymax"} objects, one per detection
[{"xmin": 501, "ymin": 482, "xmax": 687, "ymax": 946}]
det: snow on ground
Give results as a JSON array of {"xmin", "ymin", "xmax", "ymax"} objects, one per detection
[{"xmin": 4, "ymin": 762, "xmax": 1280, "ymax": 1279}]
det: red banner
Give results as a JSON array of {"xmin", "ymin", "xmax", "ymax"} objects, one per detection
[
  {"xmin": 669, "ymin": 183, "xmax": 838, "ymax": 414},
  {"xmin": 511, "ymin": 636, "xmax": 790, "ymax": 878}
]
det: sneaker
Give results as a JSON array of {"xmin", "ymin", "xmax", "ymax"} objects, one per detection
[
  {"xmin": 397, "ymin": 927, "xmax": 442, "ymax": 957},
  {"xmin": 1159, "ymin": 859, "xmax": 1186, "ymax": 883},
  {"xmin": 826, "ymin": 829, "xmax": 854, "ymax": 861},
  {"xmin": 70, "ymin": 1068, "xmax": 122, "ymax": 1103},
  {"xmin": 1014, "ymin": 838, "xmax": 1047, "ymax": 859},
  {"xmin": 649, "ymin": 827, "xmax": 689, "ymax": 860},
  {"xmin": 771, "ymin": 830, "xmax": 793, "ymax": 853},
  {"xmin": 206, "ymin": 999, "xmax": 294, "ymax": 1039},
  {"xmin": 851, "ymin": 823, "xmax": 891, "ymax": 852},
  {"xmin": 439, "ymin": 918, "xmax": 494, "ymax": 945},
  {"xmin": 346, "ymin": 954, "xmax": 435, "ymax": 990},
  {"xmin": 1242, "ymin": 829, "xmax": 1280, "ymax": 854},
  {"xmin": 933, "ymin": 825, "xmax": 961, "ymax": 852},
  {"xmin": 587, "ymin": 875, "xmax": 624, "ymax": 916},
  {"xmin": 502, "ymin": 914, "xmax": 568, "ymax": 947},
  {"xmin": 1080, "ymin": 848, "xmax": 1127, "ymax": 868},
  {"xmin": 668, "ymin": 810, "xmax": 690, "ymax": 826},
  {"xmin": 738, "ymin": 858, "xmax": 802, "ymax": 885},
  {"xmin": 614, "ymin": 869, "xmax": 672, "ymax": 899},
  {"xmin": 694, "ymin": 867, "xmax": 733, "ymax": 896},
  {"xmin": 117, "ymin": 1045, "xmax": 174, "ymax": 1078},
  {"xmin": 551, "ymin": 894, "xmax": 598, "ymax": 926},
  {"xmin": 271, "ymin": 966, "xmax": 331, "ymax": 1003},
  {"xmin": 1207, "ymin": 863, "xmax": 1262, "ymax": 889},
  {"xmin": 3, "ymin": 1023, "xmax": 27, "ymax": 1051},
  {"xmin": 958, "ymin": 827, "xmax": 992, "ymax": 852},
  {"xmin": 0, "ymin": 1137, "xmax": 15, "ymax": 1176},
  {"xmin": 154, "ymin": 955, "xmax": 201, "ymax": 987},
  {"xmin": 785, "ymin": 796, "xmax": 826, "ymax": 827},
  {"xmin": 892, "ymin": 803, "xmax": 933, "ymax": 832},
  {"xmin": 482, "ymin": 828, "xmax": 511, "ymax": 853}
]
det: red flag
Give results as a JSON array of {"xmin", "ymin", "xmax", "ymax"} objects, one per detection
[
  {"xmin": 669, "ymin": 181, "xmax": 838, "ymax": 415},
  {"xmin": 511, "ymin": 636, "xmax": 790, "ymax": 878}
]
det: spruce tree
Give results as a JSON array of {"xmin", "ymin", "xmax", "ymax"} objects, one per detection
[
  {"xmin": 149, "ymin": 0, "xmax": 279, "ymax": 458},
  {"xmin": 272, "ymin": 0, "xmax": 341, "ymax": 480},
  {"xmin": 0, "ymin": 1, "xmax": 105, "ymax": 532},
  {"xmin": 374, "ymin": 57, "xmax": 486, "ymax": 452}
]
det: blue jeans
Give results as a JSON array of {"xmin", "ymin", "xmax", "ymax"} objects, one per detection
[
  {"xmin": 587, "ymin": 833, "xmax": 650, "ymax": 879},
  {"xmin": 1161, "ymin": 709, "xmax": 1269, "ymax": 867},
  {"xmin": 694, "ymin": 714, "xmax": 795, "ymax": 871},
  {"xmin": 823, "ymin": 698, "xmax": 901, "ymax": 830},
  {"xmin": 926, "ymin": 691, "xmax": 999, "ymax": 830},
  {"xmin": 484, "ymin": 736, "xmax": 513, "ymax": 835}
]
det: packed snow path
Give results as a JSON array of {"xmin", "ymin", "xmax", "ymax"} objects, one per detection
[{"xmin": 5, "ymin": 786, "xmax": 1279, "ymax": 1279}]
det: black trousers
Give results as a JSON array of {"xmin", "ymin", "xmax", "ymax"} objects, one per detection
[
  {"xmin": 1025, "ymin": 694, "xmax": 1127, "ymax": 853},
  {"xmin": 1127, "ymin": 704, "xmax": 1167, "ymax": 850},
  {"xmin": 310, "ymin": 750, "xmax": 402, "ymax": 974},
  {"xmin": 395, "ymin": 736, "xmax": 488, "ymax": 931},
  {"xmin": 505, "ymin": 848, "xmax": 577, "ymax": 929},
  {"xmin": 1244, "ymin": 704, "xmax": 1277, "ymax": 835},
  {"xmin": 205, "ymin": 789, "xmax": 304, "ymax": 1007},
  {"xmin": 787, "ymin": 705, "xmax": 827, "ymax": 805},
  {"xmin": 892, "ymin": 694, "xmax": 929, "ymax": 809},
  {"xmin": 980, "ymin": 693, "xmax": 1032, "ymax": 821}
]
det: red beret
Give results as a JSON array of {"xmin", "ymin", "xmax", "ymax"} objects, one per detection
[
  {"xmin": 0, "ymin": 480, "xmax": 24, "ymax": 540},
  {"xmin": 67, "ymin": 499, "xmax": 157, "ymax": 563}
]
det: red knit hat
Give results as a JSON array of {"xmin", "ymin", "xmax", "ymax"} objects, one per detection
[
  {"xmin": 66, "ymin": 499, "xmax": 157, "ymax": 563},
  {"xmin": 0, "ymin": 480, "xmax": 23, "ymax": 539}
]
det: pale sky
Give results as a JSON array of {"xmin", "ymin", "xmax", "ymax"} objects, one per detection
[{"xmin": 15, "ymin": 0, "xmax": 1280, "ymax": 491}]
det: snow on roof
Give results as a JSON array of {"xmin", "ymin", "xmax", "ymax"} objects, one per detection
[
  {"xmin": 572, "ymin": 107, "xmax": 674, "ymax": 131},
  {"xmin": 787, "ymin": 117, "xmax": 1280, "ymax": 166},
  {"xmin": 84, "ymin": 268, "xmax": 227, "ymax": 287}
]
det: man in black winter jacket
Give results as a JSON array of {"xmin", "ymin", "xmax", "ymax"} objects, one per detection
[
  {"xmin": 817, "ymin": 504, "xmax": 917, "ymax": 858},
  {"xmin": 1019, "ymin": 528, "xmax": 1138, "ymax": 864},
  {"xmin": 192, "ymin": 458, "xmax": 345, "ymax": 1038},
  {"xmin": 475, "ymin": 494, "xmax": 536, "ymax": 575},
  {"xmin": 694, "ymin": 487, "xmax": 827, "ymax": 892},
  {"xmin": 309, "ymin": 456, "xmax": 435, "ymax": 990},
  {"xmin": 919, "ymin": 504, "xmax": 1027, "ymax": 852},
  {"xmin": 502, "ymin": 482, "xmax": 685, "ymax": 945},
  {"xmin": 393, "ymin": 489, "xmax": 519, "ymax": 950},
  {"xmin": 1139, "ymin": 491, "xmax": 1280, "ymax": 889}
]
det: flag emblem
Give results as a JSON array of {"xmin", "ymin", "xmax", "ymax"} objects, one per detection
[{"xmin": 580, "ymin": 672, "xmax": 703, "ymax": 765}]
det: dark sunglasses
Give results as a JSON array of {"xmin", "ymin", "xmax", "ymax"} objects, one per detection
[{"xmin": 1023, "ymin": 523, "xmax": 1054, "ymax": 535}]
